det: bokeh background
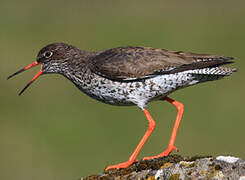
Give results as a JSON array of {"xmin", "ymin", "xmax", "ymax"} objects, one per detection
[{"xmin": 1, "ymin": 0, "xmax": 244, "ymax": 179}]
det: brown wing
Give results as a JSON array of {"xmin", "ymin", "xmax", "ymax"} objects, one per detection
[{"xmin": 89, "ymin": 46, "xmax": 233, "ymax": 81}]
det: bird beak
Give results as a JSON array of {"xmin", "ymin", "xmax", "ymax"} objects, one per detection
[{"xmin": 8, "ymin": 61, "xmax": 42, "ymax": 95}]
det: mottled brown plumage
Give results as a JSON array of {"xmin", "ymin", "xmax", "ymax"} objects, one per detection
[{"xmin": 89, "ymin": 46, "xmax": 234, "ymax": 81}]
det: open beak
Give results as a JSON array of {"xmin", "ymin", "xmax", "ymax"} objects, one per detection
[{"xmin": 8, "ymin": 61, "xmax": 42, "ymax": 95}]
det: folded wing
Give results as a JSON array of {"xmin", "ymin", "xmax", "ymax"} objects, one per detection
[{"xmin": 89, "ymin": 46, "xmax": 233, "ymax": 81}]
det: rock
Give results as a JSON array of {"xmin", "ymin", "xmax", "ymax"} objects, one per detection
[{"xmin": 81, "ymin": 155, "xmax": 245, "ymax": 180}]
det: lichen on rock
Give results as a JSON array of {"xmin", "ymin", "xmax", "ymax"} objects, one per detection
[{"xmin": 81, "ymin": 155, "xmax": 245, "ymax": 180}]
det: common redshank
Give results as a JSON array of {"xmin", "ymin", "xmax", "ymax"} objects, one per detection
[{"xmin": 8, "ymin": 43, "xmax": 236, "ymax": 170}]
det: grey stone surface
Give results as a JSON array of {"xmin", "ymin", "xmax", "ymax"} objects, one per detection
[{"xmin": 81, "ymin": 155, "xmax": 245, "ymax": 180}]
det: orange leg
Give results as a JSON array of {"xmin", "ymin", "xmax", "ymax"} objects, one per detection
[
  {"xmin": 143, "ymin": 96, "xmax": 184, "ymax": 160},
  {"xmin": 105, "ymin": 109, "xmax": 156, "ymax": 171}
]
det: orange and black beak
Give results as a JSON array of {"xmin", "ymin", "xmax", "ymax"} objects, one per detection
[{"xmin": 8, "ymin": 61, "xmax": 42, "ymax": 96}]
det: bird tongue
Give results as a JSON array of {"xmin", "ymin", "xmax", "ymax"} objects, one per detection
[{"xmin": 8, "ymin": 61, "xmax": 43, "ymax": 95}]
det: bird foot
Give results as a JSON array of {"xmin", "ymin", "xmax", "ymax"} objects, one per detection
[
  {"xmin": 143, "ymin": 145, "xmax": 178, "ymax": 160},
  {"xmin": 105, "ymin": 160, "xmax": 136, "ymax": 171}
]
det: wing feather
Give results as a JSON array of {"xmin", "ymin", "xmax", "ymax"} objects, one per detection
[{"xmin": 89, "ymin": 46, "xmax": 233, "ymax": 81}]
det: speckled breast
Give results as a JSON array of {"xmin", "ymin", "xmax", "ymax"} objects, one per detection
[{"xmin": 68, "ymin": 71, "xmax": 204, "ymax": 109}]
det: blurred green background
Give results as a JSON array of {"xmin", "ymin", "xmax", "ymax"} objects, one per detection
[{"xmin": 1, "ymin": 0, "xmax": 244, "ymax": 179}]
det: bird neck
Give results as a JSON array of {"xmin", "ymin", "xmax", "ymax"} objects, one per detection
[
  {"xmin": 48, "ymin": 51, "xmax": 97, "ymax": 91},
  {"xmin": 62, "ymin": 66, "xmax": 94, "ymax": 95},
  {"xmin": 56, "ymin": 58, "xmax": 91, "ymax": 88}
]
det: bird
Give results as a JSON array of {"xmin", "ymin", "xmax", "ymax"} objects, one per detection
[{"xmin": 8, "ymin": 43, "xmax": 236, "ymax": 171}]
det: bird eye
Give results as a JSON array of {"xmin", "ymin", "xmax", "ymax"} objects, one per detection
[{"xmin": 44, "ymin": 51, "xmax": 53, "ymax": 58}]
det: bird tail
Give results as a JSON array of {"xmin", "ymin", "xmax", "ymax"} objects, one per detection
[{"xmin": 187, "ymin": 66, "xmax": 237, "ymax": 76}]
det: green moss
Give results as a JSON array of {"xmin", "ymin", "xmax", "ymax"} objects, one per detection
[
  {"xmin": 185, "ymin": 155, "xmax": 213, "ymax": 162},
  {"xmin": 104, "ymin": 154, "xmax": 184, "ymax": 176},
  {"xmin": 83, "ymin": 155, "xmax": 215, "ymax": 179},
  {"xmin": 214, "ymin": 164, "xmax": 222, "ymax": 170}
]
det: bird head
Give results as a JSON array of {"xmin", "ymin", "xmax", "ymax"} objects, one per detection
[{"xmin": 8, "ymin": 43, "xmax": 80, "ymax": 95}]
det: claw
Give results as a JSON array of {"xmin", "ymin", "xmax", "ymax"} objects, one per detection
[
  {"xmin": 105, "ymin": 160, "xmax": 135, "ymax": 171},
  {"xmin": 142, "ymin": 145, "xmax": 178, "ymax": 160},
  {"xmin": 173, "ymin": 146, "xmax": 178, "ymax": 151}
]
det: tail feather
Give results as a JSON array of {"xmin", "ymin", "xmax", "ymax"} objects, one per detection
[
  {"xmin": 185, "ymin": 66, "xmax": 237, "ymax": 76},
  {"xmin": 164, "ymin": 56, "xmax": 235, "ymax": 75}
]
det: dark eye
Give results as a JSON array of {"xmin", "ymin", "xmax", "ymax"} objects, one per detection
[{"xmin": 44, "ymin": 51, "xmax": 53, "ymax": 58}]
